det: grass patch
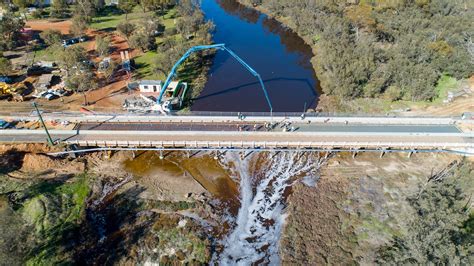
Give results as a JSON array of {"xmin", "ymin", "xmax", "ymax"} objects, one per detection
[
  {"xmin": 433, "ymin": 74, "xmax": 459, "ymax": 103},
  {"xmin": 23, "ymin": 173, "xmax": 91, "ymax": 265},
  {"xmin": 161, "ymin": 8, "xmax": 178, "ymax": 29},
  {"xmin": 90, "ymin": 6, "xmax": 153, "ymax": 30},
  {"xmin": 360, "ymin": 216, "xmax": 400, "ymax": 238},
  {"xmin": 146, "ymin": 200, "xmax": 196, "ymax": 212},
  {"xmin": 133, "ymin": 7, "xmax": 183, "ymax": 80},
  {"xmin": 134, "ymin": 51, "xmax": 162, "ymax": 80},
  {"xmin": 118, "ymin": 7, "xmax": 180, "ymax": 80},
  {"xmin": 32, "ymin": 46, "xmax": 58, "ymax": 62}
]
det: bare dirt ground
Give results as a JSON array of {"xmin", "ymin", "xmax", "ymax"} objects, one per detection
[
  {"xmin": 26, "ymin": 20, "xmax": 72, "ymax": 35},
  {"xmin": 281, "ymin": 152, "xmax": 466, "ymax": 264}
]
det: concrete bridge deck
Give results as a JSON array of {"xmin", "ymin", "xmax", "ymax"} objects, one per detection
[{"xmin": 0, "ymin": 113, "xmax": 472, "ymax": 155}]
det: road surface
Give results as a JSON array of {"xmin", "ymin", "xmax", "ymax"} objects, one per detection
[{"xmin": 0, "ymin": 113, "xmax": 472, "ymax": 155}]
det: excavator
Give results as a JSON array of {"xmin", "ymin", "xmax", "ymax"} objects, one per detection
[
  {"xmin": 0, "ymin": 82, "xmax": 12, "ymax": 100},
  {"xmin": 155, "ymin": 43, "xmax": 273, "ymax": 114},
  {"xmin": 0, "ymin": 77, "xmax": 35, "ymax": 101}
]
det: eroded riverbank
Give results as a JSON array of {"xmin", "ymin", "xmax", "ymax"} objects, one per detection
[{"xmin": 1, "ymin": 144, "xmax": 472, "ymax": 264}]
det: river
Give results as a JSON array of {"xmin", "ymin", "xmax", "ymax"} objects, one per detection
[{"xmin": 192, "ymin": 0, "xmax": 320, "ymax": 112}]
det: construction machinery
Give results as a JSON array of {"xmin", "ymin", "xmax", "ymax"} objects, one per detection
[
  {"xmin": 0, "ymin": 82, "xmax": 12, "ymax": 99},
  {"xmin": 0, "ymin": 77, "xmax": 35, "ymax": 101},
  {"xmin": 156, "ymin": 44, "xmax": 273, "ymax": 113}
]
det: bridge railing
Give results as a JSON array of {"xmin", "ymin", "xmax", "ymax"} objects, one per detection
[{"xmin": 0, "ymin": 109, "xmax": 463, "ymax": 119}]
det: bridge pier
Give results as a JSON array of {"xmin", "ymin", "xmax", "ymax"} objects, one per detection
[
  {"xmin": 104, "ymin": 150, "xmax": 114, "ymax": 159},
  {"xmin": 159, "ymin": 150, "xmax": 164, "ymax": 160},
  {"xmin": 191, "ymin": 151, "xmax": 200, "ymax": 158},
  {"xmin": 67, "ymin": 144, "xmax": 78, "ymax": 159},
  {"xmin": 352, "ymin": 150, "xmax": 358, "ymax": 159},
  {"xmin": 245, "ymin": 151, "xmax": 254, "ymax": 159},
  {"xmin": 380, "ymin": 150, "xmax": 386, "ymax": 158}
]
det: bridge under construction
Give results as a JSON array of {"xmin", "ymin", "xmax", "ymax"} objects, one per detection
[{"xmin": 0, "ymin": 112, "xmax": 473, "ymax": 156}]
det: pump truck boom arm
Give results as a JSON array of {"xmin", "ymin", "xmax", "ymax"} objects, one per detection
[{"xmin": 157, "ymin": 43, "xmax": 273, "ymax": 112}]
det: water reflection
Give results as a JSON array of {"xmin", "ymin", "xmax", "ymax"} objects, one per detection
[
  {"xmin": 192, "ymin": 0, "xmax": 320, "ymax": 112},
  {"xmin": 216, "ymin": 0, "xmax": 260, "ymax": 24}
]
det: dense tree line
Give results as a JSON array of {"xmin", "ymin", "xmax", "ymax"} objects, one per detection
[
  {"xmin": 377, "ymin": 161, "xmax": 473, "ymax": 264},
  {"xmin": 245, "ymin": 0, "xmax": 473, "ymax": 101}
]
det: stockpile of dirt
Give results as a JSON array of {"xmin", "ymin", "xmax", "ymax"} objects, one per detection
[
  {"xmin": 0, "ymin": 144, "xmax": 61, "ymax": 154},
  {"xmin": 0, "ymin": 145, "xmax": 84, "ymax": 178},
  {"xmin": 20, "ymin": 153, "xmax": 85, "ymax": 174}
]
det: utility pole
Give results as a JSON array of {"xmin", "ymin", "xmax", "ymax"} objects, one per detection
[{"xmin": 32, "ymin": 102, "xmax": 54, "ymax": 146}]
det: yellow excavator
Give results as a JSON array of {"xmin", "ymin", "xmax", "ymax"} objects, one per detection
[
  {"xmin": 0, "ymin": 82, "xmax": 12, "ymax": 99},
  {"xmin": 0, "ymin": 77, "xmax": 35, "ymax": 101}
]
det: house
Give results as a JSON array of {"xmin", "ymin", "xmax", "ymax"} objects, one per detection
[{"xmin": 138, "ymin": 80, "xmax": 162, "ymax": 93}]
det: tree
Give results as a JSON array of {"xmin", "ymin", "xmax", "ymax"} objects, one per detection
[
  {"xmin": 65, "ymin": 69, "xmax": 97, "ymax": 105},
  {"xmin": 0, "ymin": 57, "xmax": 11, "ymax": 75},
  {"xmin": 252, "ymin": 0, "xmax": 474, "ymax": 104},
  {"xmin": 116, "ymin": 21, "xmax": 135, "ymax": 41},
  {"xmin": 12, "ymin": 0, "xmax": 32, "ymax": 20},
  {"xmin": 118, "ymin": 0, "xmax": 136, "ymax": 20},
  {"xmin": 144, "ymin": 0, "xmax": 168, "ymax": 16},
  {"xmin": 50, "ymin": 0, "xmax": 69, "ymax": 18},
  {"xmin": 0, "ymin": 12, "xmax": 25, "ymax": 50},
  {"xmin": 139, "ymin": 0, "xmax": 155, "ymax": 12},
  {"xmin": 74, "ymin": 0, "xmax": 95, "ymax": 23},
  {"xmin": 129, "ymin": 31, "xmax": 147, "ymax": 52},
  {"xmin": 102, "ymin": 59, "xmax": 117, "ymax": 84},
  {"xmin": 377, "ymin": 162, "xmax": 474, "ymax": 264},
  {"xmin": 39, "ymin": 29, "xmax": 62, "ymax": 46},
  {"xmin": 70, "ymin": 15, "xmax": 88, "ymax": 37},
  {"xmin": 138, "ymin": 13, "xmax": 163, "ymax": 35},
  {"xmin": 176, "ymin": 11, "xmax": 204, "ymax": 37},
  {"xmin": 58, "ymin": 45, "xmax": 88, "ymax": 74},
  {"xmin": 129, "ymin": 31, "xmax": 150, "ymax": 52},
  {"xmin": 177, "ymin": 0, "xmax": 194, "ymax": 17},
  {"xmin": 94, "ymin": 0, "xmax": 105, "ymax": 11},
  {"xmin": 154, "ymin": 43, "xmax": 184, "ymax": 76},
  {"xmin": 95, "ymin": 35, "xmax": 111, "ymax": 57},
  {"xmin": 31, "ymin": 8, "xmax": 45, "ymax": 19}
]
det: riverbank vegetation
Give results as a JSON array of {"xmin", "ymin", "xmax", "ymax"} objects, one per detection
[
  {"xmin": 281, "ymin": 153, "xmax": 473, "ymax": 264},
  {"xmin": 243, "ymin": 0, "xmax": 473, "ymax": 107},
  {"xmin": 376, "ymin": 161, "xmax": 473, "ymax": 264}
]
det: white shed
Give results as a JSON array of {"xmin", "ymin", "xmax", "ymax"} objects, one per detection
[{"xmin": 138, "ymin": 80, "xmax": 162, "ymax": 93}]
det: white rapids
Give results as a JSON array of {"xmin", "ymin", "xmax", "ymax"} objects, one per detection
[{"xmin": 216, "ymin": 152, "xmax": 330, "ymax": 265}]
